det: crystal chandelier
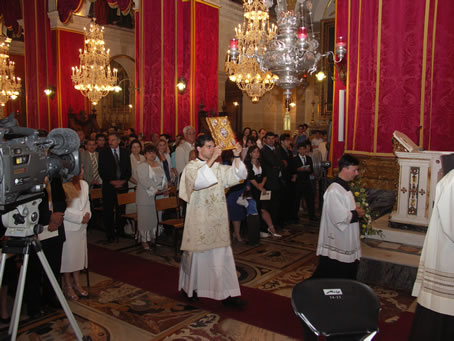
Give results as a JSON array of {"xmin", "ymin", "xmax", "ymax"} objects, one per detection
[
  {"xmin": 0, "ymin": 37, "xmax": 21, "ymax": 107},
  {"xmin": 224, "ymin": 0, "xmax": 278, "ymax": 103},
  {"xmin": 72, "ymin": 20, "xmax": 119, "ymax": 105},
  {"xmin": 258, "ymin": 0, "xmax": 346, "ymax": 102}
]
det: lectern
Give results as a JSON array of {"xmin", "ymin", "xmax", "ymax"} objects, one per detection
[{"xmin": 391, "ymin": 131, "xmax": 452, "ymax": 227}]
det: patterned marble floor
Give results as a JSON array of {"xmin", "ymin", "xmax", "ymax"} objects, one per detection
[{"xmin": 1, "ymin": 216, "xmax": 419, "ymax": 340}]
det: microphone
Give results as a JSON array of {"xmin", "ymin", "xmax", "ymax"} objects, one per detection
[{"xmin": 47, "ymin": 128, "xmax": 81, "ymax": 155}]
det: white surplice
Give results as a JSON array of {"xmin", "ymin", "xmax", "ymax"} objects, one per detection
[
  {"xmin": 178, "ymin": 159, "xmax": 247, "ymax": 299},
  {"xmin": 316, "ymin": 181, "xmax": 361, "ymax": 263},
  {"xmin": 412, "ymin": 169, "xmax": 454, "ymax": 316}
]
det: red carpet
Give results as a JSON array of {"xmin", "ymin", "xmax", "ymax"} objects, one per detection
[
  {"xmin": 88, "ymin": 244, "xmax": 414, "ymax": 340},
  {"xmin": 88, "ymin": 244, "xmax": 303, "ymax": 339}
]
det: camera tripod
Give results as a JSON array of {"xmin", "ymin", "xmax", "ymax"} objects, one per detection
[{"xmin": 0, "ymin": 236, "xmax": 90, "ymax": 341}]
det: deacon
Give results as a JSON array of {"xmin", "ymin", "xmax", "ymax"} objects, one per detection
[
  {"xmin": 178, "ymin": 134, "xmax": 247, "ymax": 307},
  {"xmin": 312, "ymin": 154, "xmax": 365, "ymax": 280},
  {"xmin": 409, "ymin": 154, "xmax": 454, "ymax": 341}
]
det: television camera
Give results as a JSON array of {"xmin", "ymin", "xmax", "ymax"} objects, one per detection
[
  {"xmin": 0, "ymin": 114, "xmax": 91, "ymax": 340},
  {"xmin": 0, "ymin": 114, "xmax": 81, "ymax": 237}
]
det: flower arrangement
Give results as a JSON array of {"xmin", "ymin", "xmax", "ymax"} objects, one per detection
[{"xmin": 350, "ymin": 178, "xmax": 383, "ymax": 237}]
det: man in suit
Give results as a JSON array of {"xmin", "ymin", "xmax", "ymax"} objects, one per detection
[
  {"xmin": 291, "ymin": 141, "xmax": 316, "ymax": 221},
  {"xmin": 81, "ymin": 138, "xmax": 102, "ymax": 188},
  {"xmin": 279, "ymin": 134, "xmax": 295, "ymax": 225},
  {"xmin": 98, "ymin": 132, "xmax": 131, "ymax": 242},
  {"xmin": 96, "ymin": 133, "xmax": 106, "ymax": 152},
  {"xmin": 260, "ymin": 132, "xmax": 283, "ymax": 233}
]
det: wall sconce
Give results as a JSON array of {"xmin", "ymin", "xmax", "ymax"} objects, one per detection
[
  {"xmin": 44, "ymin": 86, "xmax": 56, "ymax": 99},
  {"xmin": 176, "ymin": 77, "xmax": 187, "ymax": 94},
  {"xmin": 289, "ymin": 102, "xmax": 296, "ymax": 108},
  {"xmin": 233, "ymin": 101, "xmax": 239, "ymax": 107}
]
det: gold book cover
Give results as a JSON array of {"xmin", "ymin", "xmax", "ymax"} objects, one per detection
[{"xmin": 205, "ymin": 116, "xmax": 237, "ymax": 150}]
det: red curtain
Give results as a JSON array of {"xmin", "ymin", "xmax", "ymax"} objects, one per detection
[
  {"xmin": 95, "ymin": 0, "xmax": 109, "ymax": 25},
  {"xmin": 53, "ymin": 30, "xmax": 87, "ymax": 128},
  {"xmin": 23, "ymin": 0, "xmax": 55, "ymax": 130},
  {"xmin": 193, "ymin": 1, "xmax": 219, "ymax": 131},
  {"xmin": 57, "ymin": 0, "xmax": 83, "ymax": 24},
  {"xmin": 135, "ymin": 10, "xmax": 141, "ymax": 134},
  {"xmin": 0, "ymin": 0, "xmax": 21, "ymax": 35},
  {"xmin": 138, "ymin": 0, "xmax": 161, "ymax": 137},
  {"xmin": 331, "ymin": 0, "xmax": 454, "ymax": 167},
  {"xmin": 136, "ymin": 0, "xmax": 218, "ymax": 138},
  {"xmin": 106, "ymin": 0, "xmax": 133, "ymax": 15},
  {"xmin": 424, "ymin": 0, "xmax": 454, "ymax": 150},
  {"xmin": 178, "ymin": 0, "xmax": 192, "ymax": 134}
]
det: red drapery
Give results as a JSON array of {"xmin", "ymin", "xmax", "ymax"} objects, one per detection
[
  {"xmin": 52, "ymin": 29, "xmax": 88, "ymax": 128},
  {"xmin": 178, "ymin": 0, "xmax": 192, "ymax": 133},
  {"xmin": 0, "ymin": 0, "xmax": 21, "ymax": 35},
  {"xmin": 57, "ymin": 0, "xmax": 83, "ymax": 24},
  {"xmin": 331, "ymin": 0, "xmax": 454, "ymax": 167},
  {"xmin": 135, "ymin": 9, "xmax": 141, "ymax": 134},
  {"xmin": 23, "ymin": 0, "xmax": 56, "ymax": 130},
  {"xmin": 193, "ymin": 1, "xmax": 219, "ymax": 131},
  {"xmin": 137, "ymin": 0, "xmax": 218, "ymax": 138},
  {"xmin": 106, "ymin": 0, "xmax": 133, "ymax": 15},
  {"xmin": 95, "ymin": 0, "xmax": 109, "ymax": 25}
]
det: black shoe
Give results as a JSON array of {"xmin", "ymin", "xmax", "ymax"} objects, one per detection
[
  {"xmin": 0, "ymin": 316, "xmax": 10, "ymax": 324},
  {"xmin": 181, "ymin": 290, "xmax": 198, "ymax": 301},
  {"xmin": 309, "ymin": 216, "xmax": 318, "ymax": 221},
  {"xmin": 222, "ymin": 296, "xmax": 247, "ymax": 308}
]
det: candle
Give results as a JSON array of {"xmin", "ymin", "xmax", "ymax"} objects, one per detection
[
  {"xmin": 337, "ymin": 36, "xmax": 346, "ymax": 47},
  {"xmin": 298, "ymin": 27, "xmax": 308, "ymax": 40},
  {"xmin": 230, "ymin": 39, "xmax": 238, "ymax": 49}
]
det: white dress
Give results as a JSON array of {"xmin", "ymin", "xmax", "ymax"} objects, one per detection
[
  {"xmin": 126, "ymin": 153, "xmax": 145, "ymax": 215},
  {"xmin": 136, "ymin": 163, "xmax": 167, "ymax": 242},
  {"xmin": 61, "ymin": 180, "xmax": 91, "ymax": 273}
]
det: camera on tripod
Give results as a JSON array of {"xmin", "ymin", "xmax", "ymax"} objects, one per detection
[{"xmin": 0, "ymin": 114, "xmax": 81, "ymax": 237}]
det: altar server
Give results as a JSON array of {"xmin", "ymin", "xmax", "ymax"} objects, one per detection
[
  {"xmin": 178, "ymin": 135, "xmax": 247, "ymax": 307},
  {"xmin": 312, "ymin": 154, "xmax": 365, "ymax": 280}
]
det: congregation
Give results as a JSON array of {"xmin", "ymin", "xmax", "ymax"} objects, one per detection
[{"xmin": 0, "ymin": 122, "xmax": 331, "ymax": 320}]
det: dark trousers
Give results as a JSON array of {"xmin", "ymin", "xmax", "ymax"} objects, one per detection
[
  {"xmin": 409, "ymin": 304, "xmax": 454, "ymax": 341},
  {"xmin": 311, "ymin": 256, "xmax": 359, "ymax": 280},
  {"xmin": 24, "ymin": 236, "xmax": 64, "ymax": 315},
  {"xmin": 295, "ymin": 181, "xmax": 315, "ymax": 218},
  {"xmin": 268, "ymin": 188, "xmax": 281, "ymax": 228},
  {"xmin": 102, "ymin": 186, "xmax": 127, "ymax": 240},
  {"xmin": 279, "ymin": 180, "xmax": 294, "ymax": 224}
]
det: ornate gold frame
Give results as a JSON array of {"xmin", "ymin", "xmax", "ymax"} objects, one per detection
[{"xmin": 205, "ymin": 116, "xmax": 237, "ymax": 150}]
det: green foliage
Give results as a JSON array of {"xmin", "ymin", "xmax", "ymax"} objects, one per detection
[{"xmin": 350, "ymin": 178, "xmax": 383, "ymax": 237}]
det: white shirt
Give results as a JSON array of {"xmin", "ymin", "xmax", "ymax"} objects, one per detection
[
  {"xmin": 111, "ymin": 147, "xmax": 120, "ymax": 160},
  {"xmin": 175, "ymin": 141, "xmax": 194, "ymax": 175}
]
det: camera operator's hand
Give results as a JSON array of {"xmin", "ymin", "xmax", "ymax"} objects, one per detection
[
  {"xmin": 49, "ymin": 212, "xmax": 64, "ymax": 232},
  {"xmin": 82, "ymin": 212, "xmax": 90, "ymax": 224}
]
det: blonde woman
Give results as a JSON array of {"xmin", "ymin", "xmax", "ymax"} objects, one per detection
[{"xmin": 61, "ymin": 169, "xmax": 91, "ymax": 300}]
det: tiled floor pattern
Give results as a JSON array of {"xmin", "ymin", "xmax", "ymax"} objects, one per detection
[{"xmin": 1, "ymin": 217, "xmax": 420, "ymax": 340}]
